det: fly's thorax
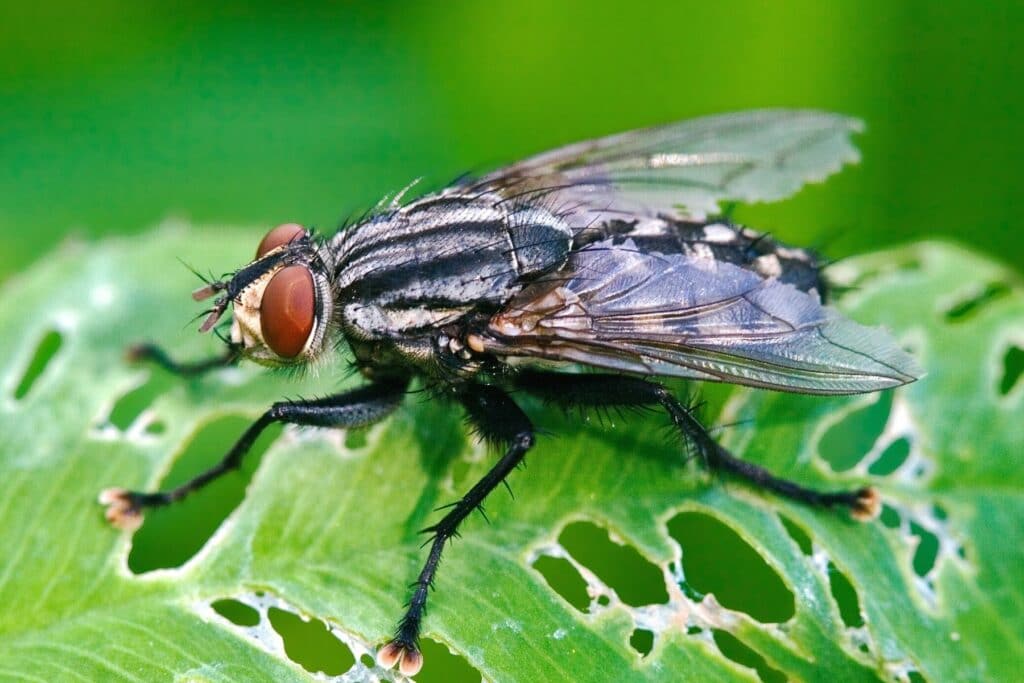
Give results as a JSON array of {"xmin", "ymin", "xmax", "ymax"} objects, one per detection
[{"xmin": 332, "ymin": 194, "xmax": 573, "ymax": 345}]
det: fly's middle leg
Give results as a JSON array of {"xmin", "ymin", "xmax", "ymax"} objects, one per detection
[
  {"xmin": 515, "ymin": 371, "xmax": 879, "ymax": 520},
  {"xmin": 379, "ymin": 383, "xmax": 534, "ymax": 677},
  {"xmin": 100, "ymin": 377, "xmax": 410, "ymax": 530}
]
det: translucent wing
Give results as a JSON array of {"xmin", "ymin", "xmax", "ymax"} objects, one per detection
[
  {"xmin": 484, "ymin": 240, "xmax": 921, "ymax": 395},
  {"xmin": 468, "ymin": 109, "xmax": 863, "ymax": 222}
]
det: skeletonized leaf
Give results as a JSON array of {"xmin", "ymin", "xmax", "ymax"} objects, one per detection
[{"xmin": 0, "ymin": 224, "xmax": 1020, "ymax": 682}]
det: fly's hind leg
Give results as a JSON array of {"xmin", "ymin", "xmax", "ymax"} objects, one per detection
[
  {"xmin": 127, "ymin": 342, "xmax": 242, "ymax": 377},
  {"xmin": 515, "ymin": 371, "xmax": 879, "ymax": 520},
  {"xmin": 378, "ymin": 383, "xmax": 535, "ymax": 676},
  {"xmin": 100, "ymin": 377, "xmax": 410, "ymax": 530}
]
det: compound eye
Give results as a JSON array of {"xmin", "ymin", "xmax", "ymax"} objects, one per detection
[
  {"xmin": 260, "ymin": 265, "xmax": 316, "ymax": 359},
  {"xmin": 256, "ymin": 223, "xmax": 307, "ymax": 259}
]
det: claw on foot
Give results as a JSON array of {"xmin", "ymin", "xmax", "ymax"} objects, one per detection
[
  {"xmin": 377, "ymin": 639, "xmax": 423, "ymax": 677},
  {"xmin": 99, "ymin": 488, "xmax": 144, "ymax": 531},
  {"xmin": 850, "ymin": 487, "xmax": 881, "ymax": 522}
]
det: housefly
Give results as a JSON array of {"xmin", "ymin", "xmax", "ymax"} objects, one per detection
[{"xmin": 101, "ymin": 110, "xmax": 921, "ymax": 675}]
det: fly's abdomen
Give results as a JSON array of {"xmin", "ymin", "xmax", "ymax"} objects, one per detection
[
  {"xmin": 574, "ymin": 217, "xmax": 828, "ymax": 298},
  {"xmin": 334, "ymin": 195, "xmax": 572, "ymax": 340}
]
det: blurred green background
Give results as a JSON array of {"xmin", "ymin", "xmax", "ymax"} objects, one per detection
[{"xmin": 2, "ymin": 0, "xmax": 1022, "ymax": 285}]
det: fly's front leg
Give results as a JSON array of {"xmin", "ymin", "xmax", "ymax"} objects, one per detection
[
  {"xmin": 100, "ymin": 377, "xmax": 410, "ymax": 530},
  {"xmin": 516, "ymin": 371, "xmax": 879, "ymax": 520},
  {"xmin": 378, "ymin": 384, "xmax": 534, "ymax": 676},
  {"xmin": 127, "ymin": 342, "xmax": 242, "ymax": 377}
]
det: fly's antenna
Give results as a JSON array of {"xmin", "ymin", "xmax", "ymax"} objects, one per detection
[{"xmin": 192, "ymin": 282, "xmax": 229, "ymax": 333}]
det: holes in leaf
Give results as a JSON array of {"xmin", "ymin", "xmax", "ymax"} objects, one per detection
[
  {"xmin": 630, "ymin": 628, "xmax": 654, "ymax": 657},
  {"xmin": 778, "ymin": 514, "xmax": 813, "ymax": 556},
  {"xmin": 999, "ymin": 345, "xmax": 1024, "ymax": 395},
  {"xmin": 868, "ymin": 436, "xmax": 911, "ymax": 476},
  {"xmin": 880, "ymin": 504, "xmax": 902, "ymax": 529},
  {"xmin": 13, "ymin": 329, "xmax": 63, "ymax": 399},
  {"xmin": 910, "ymin": 521, "xmax": 939, "ymax": 577},
  {"xmin": 667, "ymin": 512, "xmax": 794, "ymax": 623},
  {"xmin": 211, "ymin": 598, "xmax": 260, "ymax": 627},
  {"xmin": 107, "ymin": 373, "xmax": 175, "ymax": 432},
  {"xmin": 531, "ymin": 554, "xmax": 590, "ymax": 612},
  {"xmin": 944, "ymin": 282, "xmax": 1009, "ymax": 322},
  {"xmin": 712, "ymin": 630, "xmax": 785, "ymax": 683},
  {"xmin": 558, "ymin": 521, "xmax": 668, "ymax": 607},
  {"xmin": 415, "ymin": 639, "xmax": 482, "ymax": 683},
  {"xmin": 819, "ymin": 391, "xmax": 892, "ymax": 472},
  {"xmin": 827, "ymin": 562, "xmax": 864, "ymax": 628},
  {"xmin": 128, "ymin": 416, "xmax": 282, "ymax": 572},
  {"xmin": 206, "ymin": 592, "xmax": 431, "ymax": 682},
  {"xmin": 877, "ymin": 505, "xmax": 953, "ymax": 577},
  {"xmin": 268, "ymin": 607, "xmax": 355, "ymax": 676}
]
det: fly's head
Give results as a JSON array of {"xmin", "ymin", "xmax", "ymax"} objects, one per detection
[{"xmin": 194, "ymin": 223, "xmax": 336, "ymax": 367}]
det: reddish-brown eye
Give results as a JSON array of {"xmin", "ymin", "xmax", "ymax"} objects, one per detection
[
  {"xmin": 260, "ymin": 266, "xmax": 316, "ymax": 359},
  {"xmin": 256, "ymin": 223, "xmax": 306, "ymax": 259}
]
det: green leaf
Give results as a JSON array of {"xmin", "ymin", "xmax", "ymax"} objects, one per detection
[{"xmin": 1, "ymin": 224, "xmax": 1020, "ymax": 682}]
